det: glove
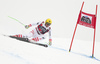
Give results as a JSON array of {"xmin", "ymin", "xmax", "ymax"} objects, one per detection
[
  {"xmin": 25, "ymin": 25, "xmax": 30, "ymax": 29},
  {"xmin": 49, "ymin": 42, "xmax": 52, "ymax": 46},
  {"xmin": 49, "ymin": 39, "xmax": 52, "ymax": 46}
]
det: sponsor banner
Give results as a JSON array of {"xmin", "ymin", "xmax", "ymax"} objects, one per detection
[{"xmin": 77, "ymin": 11, "xmax": 96, "ymax": 29}]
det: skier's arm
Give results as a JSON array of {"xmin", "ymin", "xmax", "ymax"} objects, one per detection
[
  {"xmin": 28, "ymin": 22, "xmax": 42, "ymax": 27},
  {"xmin": 25, "ymin": 21, "xmax": 43, "ymax": 29}
]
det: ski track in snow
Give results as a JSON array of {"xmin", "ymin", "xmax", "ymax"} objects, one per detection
[
  {"xmin": 0, "ymin": 35, "xmax": 100, "ymax": 64},
  {"xmin": 50, "ymin": 45, "xmax": 100, "ymax": 62},
  {"xmin": 0, "ymin": 50, "xmax": 34, "ymax": 64}
]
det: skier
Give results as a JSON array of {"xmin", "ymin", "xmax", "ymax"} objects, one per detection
[{"xmin": 12, "ymin": 18, "xmax": 52, "ymax": 46}]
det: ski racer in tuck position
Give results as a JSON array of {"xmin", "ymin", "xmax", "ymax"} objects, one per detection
[{"xmin": 12, "ymin": 18, "xmax": 52, "ymax": 46}]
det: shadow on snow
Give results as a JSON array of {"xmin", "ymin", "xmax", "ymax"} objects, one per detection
[
  {"xmin": 71, "ymin": 51, "xmax": 100, "ymax": 62},
  {"xmin": 49, "ymin": 46, "xmax": 100, "ymax": 62}
]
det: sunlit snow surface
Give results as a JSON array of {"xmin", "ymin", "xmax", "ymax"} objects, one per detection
[
  {"xmin": 0, "ymin": 35, "xmax": 100, "ymax": 64},
  {"xmin": 0, "ymin": 0, "xmax": 100, "ymax": 63},
  {"xmin": 0, "ymin": 15, "xmax": 100, "ymax": 64}
]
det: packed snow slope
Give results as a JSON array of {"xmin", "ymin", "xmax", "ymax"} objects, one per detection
[
  {"xmin": 0, "ymin": 0, "xmax": 100, "ymax": 63},
  {"xmin": 0, "ymin": 34, "xmax": 100, "ymax": 64},
  {"xmin": 0, "ymin": 10, "xmax": 100, "ymax": 64}
]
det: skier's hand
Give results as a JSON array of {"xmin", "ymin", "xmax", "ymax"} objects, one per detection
[
  {"xmin": 49, "ymin": 39, "xmax": 52, "ymax": 46},
  {"xmin": 49, "ymin": 42, "xmax": 52, "ymax": 46},
  {"xmin": 25, "ymin": 25, "xmax": 30, "ymax": 29}
]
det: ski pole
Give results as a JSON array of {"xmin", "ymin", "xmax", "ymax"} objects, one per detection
[{"xmin": 8, "ymin": 16, "xmax": 25, "ymax": 26}]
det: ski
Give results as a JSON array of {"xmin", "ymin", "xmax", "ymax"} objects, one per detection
[{"xmin": 3, "ymin": 34, "xmax": 48, "ymax": 47}]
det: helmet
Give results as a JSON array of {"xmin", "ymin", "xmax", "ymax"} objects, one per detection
[{"xmin": 45, "ymin": 18, "xmax": 52, "ymax": 26}]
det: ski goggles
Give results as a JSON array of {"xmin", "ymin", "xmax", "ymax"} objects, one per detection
[{"xmin": 45, "ymin": 22, "xmax": 51, "ymax": 26}]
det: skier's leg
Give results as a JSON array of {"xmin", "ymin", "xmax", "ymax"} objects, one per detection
[
  {"xmin": 12, "ymin": 30, "xmax": 35, "ymax": 38},
  {"xmin": 30, "ymin": 34, "xmax": 46, "ymax": 42}
]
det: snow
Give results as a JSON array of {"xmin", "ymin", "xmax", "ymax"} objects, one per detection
[
  {"xmin": 0, "ymin": 35, "xmax": 100, "ymax": 64},
  {"xmin": 0, "ymin": 0, "xmax": 100, "ymax": 64}
]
